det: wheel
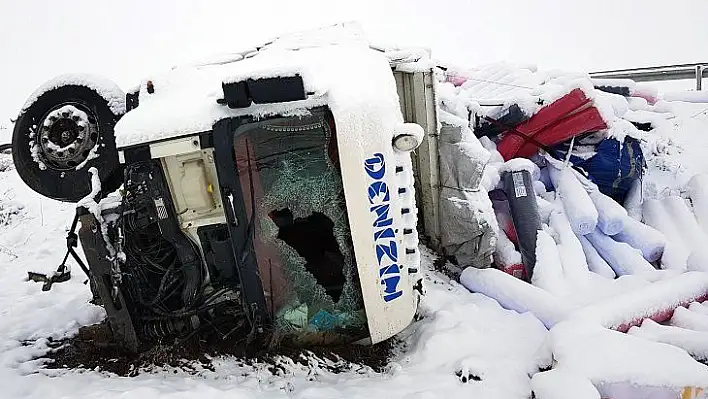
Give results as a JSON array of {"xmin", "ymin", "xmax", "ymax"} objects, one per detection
[{"xmin": 12, "ymin": 82, "xmax": 124, "ymax": 202}]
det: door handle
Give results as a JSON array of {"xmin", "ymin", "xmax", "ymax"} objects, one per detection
[{"xmin": 223, "ymin": 190, "xmax": 239, "ymax": 226}]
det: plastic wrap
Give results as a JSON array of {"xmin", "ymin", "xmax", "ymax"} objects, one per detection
[
  {"xmin": 585, "ymin": 229, "xmax": 656, "ymax": 277},
  {"xmin": 588, "ymin": 189, "xmax": 627, "ymax": 236},
  {"xmin": 549, "ymin": 166, "xmax": 598, "ymax": 236},
  {"xmin": 613, "ymin": 217, "xmax": 666, "ymax": 263},
  {"xmin": 578, "ymin": 235, "xmax": 616, "ymax": 279},
  {"xmin": 642, "ymin": 198, "xmax": 690, "ymax": 270}
]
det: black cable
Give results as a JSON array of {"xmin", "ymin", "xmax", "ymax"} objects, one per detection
[{"xmin": 117, "ymin": 161, "xmax": 246, "ymax": 340}]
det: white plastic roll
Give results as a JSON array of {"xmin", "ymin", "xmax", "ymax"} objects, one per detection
[
  {"xmin": 613, "ymin": 216, "xmax": 666, "ymax": 263},
  {"xmin": 549, "ymin": 166, "xmax": 598, "ymax": 236},
  {"xmin": 642, "ymin": 199, "xmax": 689, "ymax": 271},
  {"xmin": 588, "ymin": 189, "xmax": 627, "ymax": 236},
  {"xmin": 478, "ymin": 136, "xmax": 505, "ymax": 164},
  {"xmin": 687, "ymin": 247, "xmax": 708, "ymax": 272},
  {"xmin": 578, "ymin": 235, "xmax": 616, "ymax": 279},
  {"xmin": 532, "ymin": 230, "xmax": 569, "ymax": 297},
  {"xmin": 494, "ymin": 228, "xmax": 522, "ymax": 268},
  {"xmin": 531, "ymin": 370, "xmax": 600, "ymax": 399},
  {"xmin": 549, "ymin": 208, "xmax": 591, "ymax": 281},
  {"xmin": 460, "ymin": 267, "xmax": 573, "ymax": 328},
  {"xmin": 585, "ymin": 228, "xmax": 656, "ymax": 277},
  {"xmin": 662, "ymin": 196, "xmax": 708, "ymax": 252},
  {"xmin": 534, "ymin": 180, "xmax": 548, "ymax": 197},
  {"xmin": 623, "ymin": 178, "xmax": 643, "ymax": 221},
  {"xmin": 536, "ymin": 196, "xmax": 557, "ymax": 224},
  {"xmin": 481, "ymin": 162, "xmax": 502, "ymax": 192},
  {"xmin": 534, "ymin": 180, "xmax": 555, "ymax": 203},
  {"xmin": 688, "ymin": 173, "xmax": 708, "ymax": 237}
]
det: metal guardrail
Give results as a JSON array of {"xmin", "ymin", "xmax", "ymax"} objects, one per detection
[{"xmin": 590, "ymin": 63, "xmax": 707, "ymax": 90}]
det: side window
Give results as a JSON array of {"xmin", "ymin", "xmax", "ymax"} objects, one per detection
[{"xmin": 233, "ymin": 112, "xmax": 368, "ymax": 342}]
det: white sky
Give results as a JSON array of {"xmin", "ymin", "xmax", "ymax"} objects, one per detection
[{"xmin": 2, "ymin": 0, "xmax": 708, "ymax": 133}]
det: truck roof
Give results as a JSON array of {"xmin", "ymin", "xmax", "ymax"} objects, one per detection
[{"xmin": 114, "ymin": 23, "xmax": 433, "ymax": 149}]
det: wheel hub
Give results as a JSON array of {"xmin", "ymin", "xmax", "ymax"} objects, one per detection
[{"xmin": 38, "ymin": 104, "xmax": 99, "ymax": 170}]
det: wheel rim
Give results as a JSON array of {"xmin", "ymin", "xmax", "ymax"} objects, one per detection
[{"xmin": 36, "ymin": 103, "xmax": 99, "ymax": 170}]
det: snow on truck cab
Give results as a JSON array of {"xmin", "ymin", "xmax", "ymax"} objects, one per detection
[{"xmin": 11, "ymin": 25, "xmax": 494, "ymax": 351}]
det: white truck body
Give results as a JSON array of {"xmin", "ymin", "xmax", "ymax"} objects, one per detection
[
  {"xmin": 13, "ymin": 22, "xmax": 491, "ymax": 348},
  {"xmin": 112, "ymin": 24, "xmax": 440, "ymax": 344}
]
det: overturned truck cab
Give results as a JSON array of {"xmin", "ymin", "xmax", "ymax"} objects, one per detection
[
  {"xmin": 107, "ymin": 101, "xmax": 423, "ymax": 350},
  {"xmin": 13, "ymin": 34, "xmax": 428, "ymax": 351}
]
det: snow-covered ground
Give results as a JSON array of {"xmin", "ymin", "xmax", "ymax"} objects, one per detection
[
  {"xmin": 3, "ymin": 28, "xmax": 708, "ymax": 396},
  {"xmin": 0, "ymin": 156, "xmax": 552, "ymax": 398},
  {"xmin": 3, "ymin": 97, "xmax": 708, "ymax": 397}
]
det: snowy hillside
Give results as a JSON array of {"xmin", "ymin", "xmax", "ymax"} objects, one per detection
[{"xmin": 3, "ymin": 23, "xmax": 708, "ymax": 397}]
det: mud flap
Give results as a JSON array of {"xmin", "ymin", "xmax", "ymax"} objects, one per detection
[{"xmin": 77, "ymin": 208, "xmax": 139, "ymax": 352}]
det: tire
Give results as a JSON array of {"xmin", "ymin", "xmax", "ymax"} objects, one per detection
[{"xmin": 12, "ymin": 83, "xmax": 124, "ymax": 202}]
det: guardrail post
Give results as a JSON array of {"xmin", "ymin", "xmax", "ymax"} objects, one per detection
[{"xmin": 696, "ymin": 65, "xmax": 704, "ymax": 91}]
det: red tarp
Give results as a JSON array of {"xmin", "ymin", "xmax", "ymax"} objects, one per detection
[{"xmin": 496, "ymin": 88, "xmax": 608, "ymax": 161}]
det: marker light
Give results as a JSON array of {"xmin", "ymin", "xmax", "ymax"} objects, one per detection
[
  {"xmin": 393, "ymin": 134, "xmax": 420, "ymax": 152},
  {"xmin": 392, "ymin": 123, "xmax": 424, "ymax": 152}
]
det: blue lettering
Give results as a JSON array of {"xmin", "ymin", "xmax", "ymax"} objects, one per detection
[
  {"xmin": 376, "ymin": 241, "xmax": 398, "ymax": 264},
  {"xmin": 368, "ymin": 181, "xmax": 390, "ymax": 204},
  {"xmin": 364, "ymin": 153, "xmax": 386, "ymax": 180},
  {"xmin": 374, "ymin": 227, "xmax": 395, "ymax": 241},
  {"xmin": 381, "ymin": 275, "xmax": 401, "ymax": 294},
  {"xmin": 364, "ymin": 152, "xmax": 403, "ymax": 303},
  {"xmin": 383, "ymin": 291, "xmax": 403, "ymax": 302},
  {"xmin": 379, "ymin": 263, "xmax": 400, "ymax": 277},
  {"xmin": 370, "ymin": 204, "xmax": 393, "ymax": 228}
]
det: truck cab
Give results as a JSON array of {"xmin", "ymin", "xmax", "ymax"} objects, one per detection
[{"xmin": 12, "ymin": 24, "xmax": 443, "ymax": 351}]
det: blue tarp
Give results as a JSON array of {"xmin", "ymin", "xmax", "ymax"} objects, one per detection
[{"xmin": 552, "ymin": 136, "xmax": 646, "ymax": 203}]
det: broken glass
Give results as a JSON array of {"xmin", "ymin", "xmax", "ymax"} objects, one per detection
[{"xmin": 232, "ymin": 111, "xmax": 368, "ymax": 342}]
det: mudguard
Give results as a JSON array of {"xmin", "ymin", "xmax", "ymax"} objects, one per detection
[{"xmin": 78, "ymin": 209, "xmax": 139, "ymax": 352}]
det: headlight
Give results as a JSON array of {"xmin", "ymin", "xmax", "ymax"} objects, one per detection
[
  {"xmin": 392, "ymin": 123, "xmax": 424, "ymax": 152},
  {"xmin": 393, "ymin": 134, "xmax": 420, "ymax": 152}
]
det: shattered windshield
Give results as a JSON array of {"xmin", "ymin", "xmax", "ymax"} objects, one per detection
[{"xmin": 233, "ymin": 110, "xmax": 368, "ymax": 343}]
